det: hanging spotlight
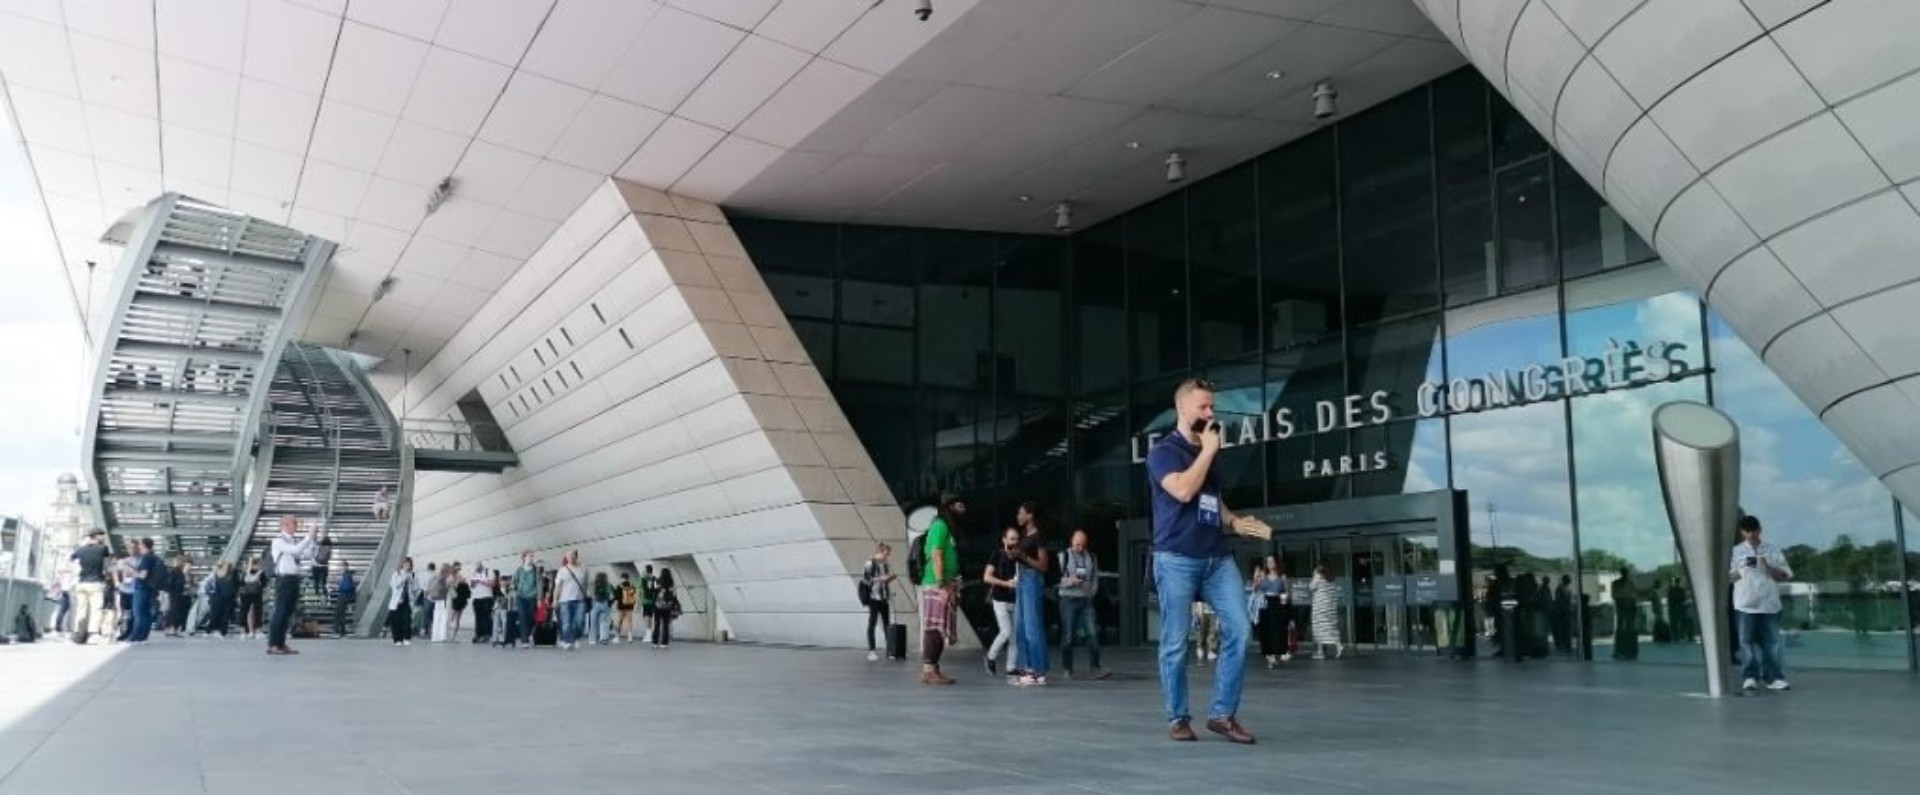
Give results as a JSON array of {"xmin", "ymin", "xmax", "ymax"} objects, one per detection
[
  {"xmin": 913, "ymin": 0, "xmax": 932, "ymax": 21},
  {"xmin": 1312, "ymin": 80, "xmax": 1339, "ymax": 120},
  {"xmin": 1165, "ymin": 152, "xmax": 1187, "ymax": 183},
  {"xmin": 1054, "ymin": 202, "xmax": 1074, "ymax": 232}
]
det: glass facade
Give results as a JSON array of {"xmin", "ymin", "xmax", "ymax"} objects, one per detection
[{"xmin": 732, "ymin": 67, "xmax": 1918, "ymax": 671}]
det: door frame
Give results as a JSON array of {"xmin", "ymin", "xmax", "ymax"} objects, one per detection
[{"xmin": 1117, "ymin": 489, "xmax": 1473, "ymax": 654}]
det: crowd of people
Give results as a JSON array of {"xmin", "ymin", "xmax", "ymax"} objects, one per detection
[
  {"xmin": 44, "ymin": 519, "xmax": 352, "ymax": 649},
  {"xmin": 43, "ymin": 519, "xmax": 691, "ymax": 656},
  {"xmin": 384, "ymin": 550, "xmax": 684, "ymax": 651}
]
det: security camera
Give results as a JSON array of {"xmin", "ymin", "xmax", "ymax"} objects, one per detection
[
  {"xmin": 1312, "ymin": 80, "xmax": 1338, "ymax": 120},
  {"xmin": 1054, "ymin": 202, "xmax": 1073, "ymax": 232},
  {"xmin": 914, "ymin": 0, "xmax": 932, "ymax": 21},
  {"xmin": 1165, "ymin": 152, "xmax": 1186, "ymax": 183}
]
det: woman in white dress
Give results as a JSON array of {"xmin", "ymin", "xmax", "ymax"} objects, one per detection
[{"xmin": 1310, "ymin": 563, "xmax": 1345, "ymax": 660}]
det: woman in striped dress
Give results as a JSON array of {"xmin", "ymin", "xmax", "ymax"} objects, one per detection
[{"xmin": 1310, "ymin": 564, "xmax": 1345, "ymax": 660}]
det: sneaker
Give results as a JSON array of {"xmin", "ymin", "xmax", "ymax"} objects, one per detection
[
  {"xmin": 1017, "ymin": 675, "xmax": 1038, "ymax": 687},
  {"xmin": 1265, "ymin": 656, "xmax": 1276, "ymax": 669},
  {"xmin": 985, "ymin": 657, "xmax": 998, "ymax": 676},
  {"xmin": 1742, "ymin": 678, "xmax": 1759, "ymax": 691},
  {"xmin": 1207, "ymin": 651, "xmax": 1218, "ymax": 661},
  {"xmin": 1280, "ymin": 653, "xmax": 1292, "ymax": 662},
  {"xmin": 1093, "ymin": 668, "xmax": 1112, "ymax": 680},
  {"xmin": 1033, "ymin": 676, "xmax": 1049, "ymax": 687},
  {"xmin": 403, "ymin": 640, "xmax": 411, "ymax": 646},
  {"xmin": 1007, "ymin": 675, "xmax": 1024, "ymax": 686},
  {"xmin": 1767, "ymin": 680, "xmax": 1791, "ymax": 691},
  {"xmin": 868, "ymin": 651, "xmax": 879, "ymax": 662}
]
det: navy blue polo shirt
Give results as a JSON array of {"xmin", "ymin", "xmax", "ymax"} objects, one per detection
[{"xmin": 1145, "ymin": 433, "xmax": 1232, "ymax": 558}]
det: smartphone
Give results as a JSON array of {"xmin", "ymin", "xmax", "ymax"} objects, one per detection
[
  {"xmin": 1745, "ymin": 556, "xmax": 1757, "ymax": 568},
  {"xmin": 1190, "ymin": 418, "xmax": 1214, "ymax": 435}
]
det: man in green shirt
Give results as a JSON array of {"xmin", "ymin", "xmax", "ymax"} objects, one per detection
[{"xmin": 920, "ymin": 495, "xmax": 966, "ymax": 685}]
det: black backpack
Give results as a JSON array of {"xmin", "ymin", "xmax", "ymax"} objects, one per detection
[
  {"xmin": 906, "ymin": 533, "xmax": 928, "ymax": 582},
  {"xmin": 242, "ymin": 571, "xmax": 265, "ymax": 596},
  {"xmin": 13, "ymin": 605, "xmax": 38, "ymax": 643},
  {"xmin": 856, "ymin": 561, "xmax": 875, "ymax": 606}
]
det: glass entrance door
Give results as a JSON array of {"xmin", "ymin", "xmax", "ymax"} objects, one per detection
[{"xmin": 1275, "ymin": 525, "xmax": 1440, "ymax": 654}]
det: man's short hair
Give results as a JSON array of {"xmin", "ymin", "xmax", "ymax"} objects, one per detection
[
  {"xmin": 1737, "ymin": 515, "xmax": 1761, "ymax": 533},
  {"xmin": 87, "ymin": 529, "xmax": 105, "ymax": 538},
  {"xmin": 1173, "ymin": 378, "xmax": 1215, "ymax": 403}
]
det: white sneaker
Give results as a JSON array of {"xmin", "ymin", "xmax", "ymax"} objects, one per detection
[
  {"xmin": 402, "ymin": 640, "xmax": 411, "ymax": 646},
  {"xmin": 867, "ymin": 651, "xmax": 879, "ymax": 662},
  {"xmin": 1742, "ymin": 678, "xmax": 1759, "ymax": 690},
  {"xmin": 1207, "ymin": 651, "xmax": 1218, "ymax": 661},
  {"xmin": 1767, "ymin": 679, "xmax": 1791, "ymax": 691}
]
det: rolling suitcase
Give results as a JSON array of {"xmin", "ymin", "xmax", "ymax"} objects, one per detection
[
  {"xmin": 886, "ymin": 622, "xmax": 907, "ymax": 660},
  {"xmin": 534, "ymin": 619, "xmax": 558, "ymax": 647}
]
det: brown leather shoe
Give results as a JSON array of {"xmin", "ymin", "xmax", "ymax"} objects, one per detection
[
  {"xmin": 1206, "ymin": 717, "xmax": 1256, "ymax": 745},
  {"xmin": 1169, "ymin": 720, "xmax": 1197, "ymax": 742},
  {"xmin": 920, "ymin": 669, "xmax": 954, "ymax": 686}
]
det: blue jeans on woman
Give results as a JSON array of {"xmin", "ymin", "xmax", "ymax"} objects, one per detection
[
  {"xmin": 558, "ymin": 600, "xmax": 586, "ymax": 646},
  {"xmin": 590, "ymin": 601, "xmax": 611, "ymax": 644},
  {"xmin": 1153, "ymin": 551, "xmax": 1249, "ymax": 725},
  {"xmin": 1016, "ymin": 570, "xmax": 1049, "ymax": 676}
]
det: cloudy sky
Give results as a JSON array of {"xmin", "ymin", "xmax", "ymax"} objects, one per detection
[{"xmin": 0, "ymin": 102, "xmax": 86, "ymax": 522}]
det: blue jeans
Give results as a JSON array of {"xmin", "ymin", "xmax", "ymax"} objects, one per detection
[
  {"xmin": 1153, "ymin": 551, "xmax": 1249, "ymax": 724},
  {"xmin": 558, "ymin": 600, "xmax": 586, "ymax": 645},
  {"xmin": 1737, "ymin": 611, "xmax": 1785, "ymax": 682},
  {"xmin": 129, "ymin": 582, "xmax": 154, "ymax": 642},
  {"xmin": 590, "ymin": 602, "xmax": 611, "ymax": 643},
  {"xmin": 1060, "ymin": 595, "xmax": 1099, "ymax": 671},
  {"xmin": 517, "ymin": 597, "xmax": 537, "ymax": 642},
  {"xmin": 1016, "ymin": 571, "xmax": 1049, "ymax": 676}
]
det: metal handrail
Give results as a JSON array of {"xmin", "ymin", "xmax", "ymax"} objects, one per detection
[{"xmin": 401, "ymin": 418, "xmax": 508, "ymax": 452}]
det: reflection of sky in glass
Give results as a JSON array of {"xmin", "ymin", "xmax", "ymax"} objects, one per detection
[
  {"xmin": 1708, "ymin": 313, "xmax": 1897, "ymax": 559},
  {"xmin": 1107, "ymin": 283, "xmax": 1901, "ymax": 582}
]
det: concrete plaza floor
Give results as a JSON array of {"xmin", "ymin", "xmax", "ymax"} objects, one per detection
[{"xmin": 2, "ymin": 636, "xmax": 1915, "ymax": 794}]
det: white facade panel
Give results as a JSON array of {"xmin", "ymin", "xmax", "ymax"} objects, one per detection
[{"xmin": 404, "ymin": 179, "xmax": 928, "ymax": 648}]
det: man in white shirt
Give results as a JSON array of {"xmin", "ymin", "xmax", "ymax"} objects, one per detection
[
  {"xmin": 553, "ymin": 550, "xmax": 588, "ymax": 650},
  {"xmin": 1729, "ymin": 515, "xmax": 1792, "ymax": 691},
  {"xmin": 267, "ymin": 515, "xmax": 318, "ymax": 656}
]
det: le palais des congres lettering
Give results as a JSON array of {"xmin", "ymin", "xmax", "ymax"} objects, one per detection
[{"xmin": 1131, "ymin": 340, "xmax": 1694, "ymax": 478}]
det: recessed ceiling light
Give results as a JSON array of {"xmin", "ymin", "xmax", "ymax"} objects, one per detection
[
  {"xmin": 106, "ymin": 75, "xmax": 123, "ymax": 86},
  {"xmin": 1125, "ymin": 141, "xmax": 1141, "ymax": 150},
  {"xmin": 1266, "ymin": 70, "xmax": 1284, "ymax": 80},
  {"xmin": 1016, "ymin": 195, "xmax": 1031, "ymax": 203}
]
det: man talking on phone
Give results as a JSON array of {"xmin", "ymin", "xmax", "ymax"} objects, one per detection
[{"xmin": 1145, "ymin": 378, "xmax": 1271, "ymax": 744}]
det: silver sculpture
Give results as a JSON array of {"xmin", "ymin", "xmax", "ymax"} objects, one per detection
[{"xmin": 1651, "ymin": 401, "xmax": 1741, "ymax": 697}]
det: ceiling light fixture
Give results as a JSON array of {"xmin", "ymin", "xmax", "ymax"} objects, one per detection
[
  {"xmin": 1125, "ymin": 141, "xmax": 1141, "ymax": 150},
  {"xmin": 1165, "ymin": 152, "xmax": 1186, "ymax": 183},
  {"xmin": 372, "ymin": 276, "xmax": 397, "ymax": 303},
  {"xmin": 1312, "ymin": 79, "xmax": 1339, "ymax": 120},
  {"xmin": 1266, "ymin": 70, "xmax": 1284, "ymax": 80},
  {"xmin": 1016, "ymin": 195, "xmax": 1031, "ymax": 203},
  {"xmin": 424, "ymin": 176, "xmax": 455, "ymax": 217},
  {"xmin": 1054, "ymin": 202, "xmax": 1074, "ymax": 232},
  {"xmin": 914, "ymin": 0, "xmax": 932, "ymax": 22}
]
